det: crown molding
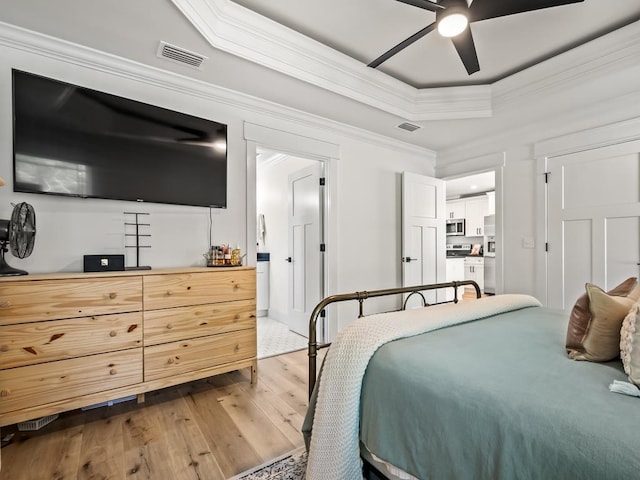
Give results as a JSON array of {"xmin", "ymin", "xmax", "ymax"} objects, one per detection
[
  {"xmin": 170, "ymin": 0, "xmax": 493, "ymax": 121},
  {"xmin": 493, "ymin": 20, "xmax": 640, "ymax": 110},
  {"xmin": 0, "ymin": 21, "xmax": 434, "ymax": 159}
]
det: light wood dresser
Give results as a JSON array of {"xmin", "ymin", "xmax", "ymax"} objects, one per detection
[{"xmin": 0, "ymin": 266, "xmax": 257, "ymax": 428}]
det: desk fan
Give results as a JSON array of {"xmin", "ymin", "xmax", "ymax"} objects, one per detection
[{"xmin": 0, "ymin": 202, "xmax": 36, "ymax": 276}]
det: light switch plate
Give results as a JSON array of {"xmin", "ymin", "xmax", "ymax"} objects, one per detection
[{"xmin": 522, "ymin": 237, "xmax": 535, "ymax": 249}]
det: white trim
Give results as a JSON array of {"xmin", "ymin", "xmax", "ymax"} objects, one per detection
[
  {"xmin": 493, "ymin": 20, "xmax": 640, "ymax": 111},
  {"xmin": 171, "ymin": 0, "xmax": 492, "ymax": 121},
  {"xmin": 245, "ymin": 123, "xmax": 340, "ymax": 159},
  {"xmin": 534, "ymin": 117, "xmax": 640, "ymax": 159},
  {"xmin": 245, "ymin": 122, "xmax": 339, "ymax": 342},
  {"xmin": 533, "ymin": 116, "xmax": 640, "ymax": 306},
  {"xmin": 171, "ymin": 0, "xmax": 640, "ymax": 122},
  {"xmin": 0, "ymin": 21, "xmax": 435, "ymax": 160}
]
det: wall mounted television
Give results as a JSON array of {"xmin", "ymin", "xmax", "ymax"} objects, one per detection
[{"xmin": 12, "ymin": 69, "xmax": 227, "ymax": 208}]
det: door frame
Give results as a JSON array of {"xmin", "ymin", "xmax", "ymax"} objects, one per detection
[
  {"xmin": 245, "ymin": 122, "xmax": 338, "ymax": 342},
  {"xmin": 534, "ymin": 117, "xmax": 640, "ymax": 306},
  {"xmin": 438, "ymin": 157, "xmax": 504, "ymax": 296}
]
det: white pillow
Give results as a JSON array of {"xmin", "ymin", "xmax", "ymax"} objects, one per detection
[{"xmin": 620, "ymin": 302, "xmax": 640, "ymax": 386}]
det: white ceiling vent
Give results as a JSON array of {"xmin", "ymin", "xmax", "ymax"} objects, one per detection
[
  {"xmin": 157, "ymin": 41, "xmax": 207, "ymax": 69},
  {"xmin": 396, "ymin": 122, "xmax": 421, "ymax": 132}
]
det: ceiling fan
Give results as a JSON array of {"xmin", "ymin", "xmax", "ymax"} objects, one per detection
[{"xmin": 368, "ymin": 0, "xmax": 585, "ymax": 75}]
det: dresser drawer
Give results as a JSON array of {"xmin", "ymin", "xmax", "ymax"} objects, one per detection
[
  {"xmin": 144, "ymin": 329, "xmax": 256, "ymax": 381},
  {"xmin": 0, "ymin": 348, "xmax": 142, "ymax": 416},
  {"xmin": 144, "ymin": 299, "xmax": 256, "ymax": 346},
  {"xmin": 0, "ymin": 277, "xmax": 143, "ymax": 325},
  {"xmin": 0, "ymin": 312, "xmax": 142, "ymax": 369},
  {"xmin": 143, "ymin": 269, "xmax": 256, "ymax": 310}
]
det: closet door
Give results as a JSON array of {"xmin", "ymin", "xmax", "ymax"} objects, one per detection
[{"xmin": 546, "ymin": 139, "xmax": 640, "ymax": 310}]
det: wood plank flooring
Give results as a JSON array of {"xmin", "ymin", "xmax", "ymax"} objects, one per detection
[{"xmin": 0, "ymin": 348, "xmax": 318, "ymax": 480}]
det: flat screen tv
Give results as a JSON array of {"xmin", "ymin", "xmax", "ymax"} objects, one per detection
[{"xmin": 12, "ymin": 69, "xmax": 227, "ymax": 208}]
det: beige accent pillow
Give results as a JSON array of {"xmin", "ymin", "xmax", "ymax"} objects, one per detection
[
  {"xmin": 569, "ymin": 283, "xmax": 640, "ymax": 362},
  {"xmin": 566, "ymin": 277, "xmax": 637, "ymax": 355},
  {"xmin": 620, "ymin": 303, "xmax": 640, "ymax": 386}
]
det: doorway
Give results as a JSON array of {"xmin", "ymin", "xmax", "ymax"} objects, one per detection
[
  {"xmin": 255, "ymin": 148, "xmax": 326, "ymax": 358},
  {"xmin": 444, "ymin": 171, "xmax": 496, "ymax": 296}
]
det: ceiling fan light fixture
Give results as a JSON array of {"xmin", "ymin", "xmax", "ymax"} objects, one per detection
[{"xmin": 437, "ymin": 12, "xmax": 468, "ymax": 37}]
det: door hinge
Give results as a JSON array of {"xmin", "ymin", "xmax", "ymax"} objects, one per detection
[
  {"xmin": 545, "ymin": 242, "xmax": 549, "ymax": 252},
  {"xmin": 544, "ymin": 172, "xmax": 551, "ymax": 183},
  {"xmin": 320, "ymin": 243, "xmax": 326, "ymax": 252},
  {"xmin": 319, "ymin": 177, "xmax": 326, "ymax": 186}
]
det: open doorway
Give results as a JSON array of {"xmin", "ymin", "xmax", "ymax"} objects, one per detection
[
  {"xmin": 444, "ymin": 171, "xmax": 496, "ymax": 298},
  {"xmin": 255, "ymin": 147, "xmax": 326, "ymax": 358}
]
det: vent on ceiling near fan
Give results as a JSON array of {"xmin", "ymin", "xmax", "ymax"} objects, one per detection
[
  {"xmin": 397, "ymin": 122, "xmax": 421, "ymax": 132},
  {"xmin": 157, "ymin": 41, "xmax": 207, "ymax": 69}
]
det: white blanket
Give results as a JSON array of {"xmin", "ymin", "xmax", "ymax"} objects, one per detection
[{"xmin": 305, "ymin": 294, "xmax": 542, "ymax": 480}]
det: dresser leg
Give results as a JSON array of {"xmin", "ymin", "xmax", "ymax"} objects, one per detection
[
  {"xmin": 137, "ymin": 393, "xmax": 145, "ymax": 404},
  {"xmin": 250, "ymin": 360, "xmax": 258, "ymax": 384}
]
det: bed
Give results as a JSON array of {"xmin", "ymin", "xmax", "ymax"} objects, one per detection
[{"xmin": 302, "ymin": 282, "xmax": 640, "ymax": 480}]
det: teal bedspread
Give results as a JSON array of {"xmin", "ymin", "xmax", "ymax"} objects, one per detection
[{"xmin": 360, "ymin": 306, "xmax": 640, "ymax": 480}]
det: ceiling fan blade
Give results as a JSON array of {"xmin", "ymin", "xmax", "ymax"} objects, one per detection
[
  {"xmin": 395, "ymin": 0, "xmax": 444, "ymax": 13},
  {"xmin": 368, "ymin": 22, "xmax": 437, "ymax": 68},
  {"xmin": 468, "ymin": 0, "xmax": 584, "ymax": 23},
  {"xmin": 451, "ymin": 28, "xmax": 480, "ymax": 75}
]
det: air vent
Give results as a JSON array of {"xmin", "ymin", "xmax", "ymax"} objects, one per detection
[
  {"xmin": 157, "ymin": 41, "xmax": 207, "ymax": 69},
  {"xmin": 397, "ymin": 122, "xmax": 421, "ymax": 132}
]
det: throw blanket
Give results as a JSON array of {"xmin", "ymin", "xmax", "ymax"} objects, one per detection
[{"xmin": 305, "ymin": 294, "xmax": 542, "ymax": 480}]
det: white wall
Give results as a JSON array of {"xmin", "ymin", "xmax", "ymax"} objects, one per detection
[
  {"xmin": 334, "ymin": 141, "xmax": 433, "ymax": 330},
  {"xmin": 0, "ymin": 25, "xmax": 435, "ymax": 335}
]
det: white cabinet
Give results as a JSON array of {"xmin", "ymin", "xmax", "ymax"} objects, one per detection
[
  {"xmin": 445, "ymin": 258, "xmax": 465, "ymax": 301},
  {"xmin": 464, "ymin": 197, "xmax": 488, "ymax": 237},
  {"xmin": 446, "ymin": 196, "xmax": 489, "ymax": 236},
  {"xmin": 446, "ymin": 199, "xmax": 466, "ymax": 219},
  {"xmin": 257, "ymin": 259, "xmax": 270, "ymax": 317},
  {"xmin": 464, "ymin": 257, "xmax": 484, "ymax": 293},
  {"xmin": 486, "ymin": 191, "xmax": 495, "ymax": 215}
]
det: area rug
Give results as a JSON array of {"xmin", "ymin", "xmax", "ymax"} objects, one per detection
[{"xmin": 228, "ymin": 447, "xmax": 307, "ymax": 480}]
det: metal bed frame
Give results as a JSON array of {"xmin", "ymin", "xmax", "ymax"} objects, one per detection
[{"xmin": 307, "ymin": 280, "xmax": 481, "ymax": 398}]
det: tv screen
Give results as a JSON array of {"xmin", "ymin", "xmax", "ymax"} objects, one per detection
[{"xmin": 12, "ymin": 69, "xmax": 227, "ymax": 208}]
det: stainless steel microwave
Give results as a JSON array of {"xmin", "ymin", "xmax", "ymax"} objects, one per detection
[{"xmin": 446, "ymin": 218, "xmax": 465, "ymax": 236}]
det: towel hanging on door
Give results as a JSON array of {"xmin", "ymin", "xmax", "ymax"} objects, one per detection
[{"xmin": 257, "ymin": 213, "xmax": 267, "ymax": 246}]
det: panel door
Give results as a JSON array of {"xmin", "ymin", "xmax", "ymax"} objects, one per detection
[
  {"xmin": 402, "ymin": 172, "xmax": 446, "ymax": 307},
  {"xmin": 287, "ymin": 163, "xmax": 323, "ymax": 336},
  {"xmin": 547, "ymin": 140, "xmax": 640, "ymax": 309}
]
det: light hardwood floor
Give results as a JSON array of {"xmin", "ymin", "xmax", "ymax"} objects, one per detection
[{"xmin": 0, "ymin": 348, "xmax": 318, "ymax": 480}]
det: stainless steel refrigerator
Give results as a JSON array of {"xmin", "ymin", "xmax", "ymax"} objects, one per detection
[{"xmin": 483, "ymin": 215, "xmax": 496, "ymax": 295}]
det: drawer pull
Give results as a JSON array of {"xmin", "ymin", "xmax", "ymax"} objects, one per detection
[
  {"xmin": 0, "ymin": 345, "xmax": 8, "ymax": 353},
  {"xmin": 108, "ymin": 292, "xmax": 117, "ymax": 300},
  {"xmin": 127, "ymin": 324, "xmax": 138, "ymax": 333},
  {"xmin": 0, "ymin": 300, "xmax": 9, "ymax": 308},
  {"xmin": 166, "ymin": 290, "xmax": 173, "ymax": 296},
  {"xmin": 110, "ymin": 369, "xmax": 118, "ymax": 375},
  {"xmin": 110, "ymin": 331, "xmax": 117, "ymax": 337},
  {"xmin": 0, "ymin": 389, "xmax": 9, "ymax": 397},
  {"xmin": 234, "ymin": 344, "xmax": 240, "ymax": 352},
  {"xmin": 233, "ymin": 315, "xmax": 240, "ymax": 323},
  {"xmin": 166, "ymin": 323, "xmax": 173, "ymax": 330},
  {"xmin": 233, "ymin": 284, "xmax": 240, "ymax": 291}
]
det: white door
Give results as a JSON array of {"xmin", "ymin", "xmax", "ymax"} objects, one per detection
[
  {"xmin": 546, "ymin": 140, "xmax": 640, "ymax": 309},
  {"xmin": 287, "ymin": 163, "xmax": 324, "ymax": 337},
  {"xmin": 402, "ymin": 172, "xmax": 446, "ymax": 308}
]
